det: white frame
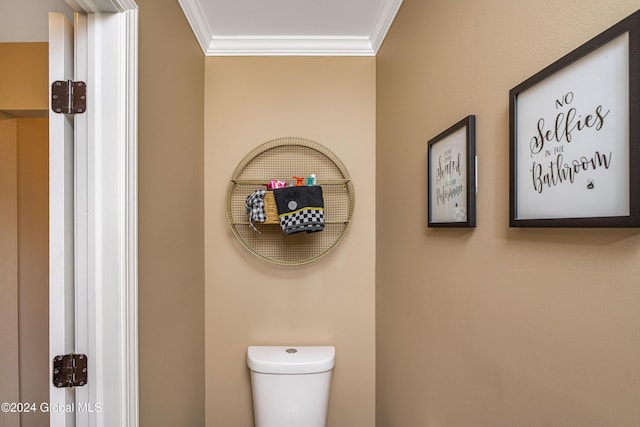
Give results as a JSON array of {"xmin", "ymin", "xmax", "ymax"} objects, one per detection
[
  {"xmin": 53, "ymin": 1, "xmax": 138, "ymax": 426},
  {"xmin": 49, "ymin": 12, "xmax": 76, "ymax": 427}
]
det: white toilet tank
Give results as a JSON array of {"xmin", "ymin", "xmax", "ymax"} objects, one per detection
[{"xmin": 247, "ymin": 346, "xmax": 335, "ymax": 427}]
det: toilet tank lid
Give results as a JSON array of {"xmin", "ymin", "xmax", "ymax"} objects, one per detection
[{"xmin": 247, "ymin": 346, "xmax": 335, "ymax": 374}]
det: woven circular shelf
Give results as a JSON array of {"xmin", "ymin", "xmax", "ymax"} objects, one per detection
[{"xmin": 226, "ymin": 137, "xmax": 355, "ymax": 266}]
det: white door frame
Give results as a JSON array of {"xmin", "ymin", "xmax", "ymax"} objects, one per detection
[
  {"xmin": 61, "ymin": 1, "xmax": 138, "ymax": 425},
  {"xmin": 49, "ymin": 12, "xmax": 77, "ymax": 427}
]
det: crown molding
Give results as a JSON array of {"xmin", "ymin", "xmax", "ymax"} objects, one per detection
[
  {"xmin": 66, "ymin": 0, "xmax": 137, "ymax": 12},
  {"xmin": 65, "ymin": 0, "xmax": 118, "ymax": 13},
  {"xmin": 206, "ymin": 36, "xmax": 375, "ymax": 56},
  {"xmin": 178, "ymin": 0, "xmax": 401, "ymax": 56},
  {"xmin": 177, "ymin": 0, "xmax": 213, "ymax": 54},
  {"xmin": 370, "ymin": 0, "xmax": 403, "ymax": 53}
]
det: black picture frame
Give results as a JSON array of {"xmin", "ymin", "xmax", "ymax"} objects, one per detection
[
  {"xmin": 509, "ymin": 10, "xmax": 640, "ymax": 227},
  {"xmin": 428, "ymin": 115, "xmax": 476, "ymax": 227}
]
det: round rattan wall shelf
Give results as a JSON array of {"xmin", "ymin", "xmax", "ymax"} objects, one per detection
[{"xmin": 226, "ymin": 137, "xmax": 355, "ymax": 266}]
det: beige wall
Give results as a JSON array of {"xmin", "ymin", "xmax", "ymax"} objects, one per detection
[
  {"xmin": 204, "ymin": 57, "xmax": 376, "ymax": 426},
  {"xmin": 137, "ymin": 0, "xmax": 206, "ymax": 425},
  {"xmin": 0, "ymin": 43, "xmax": 48, "ymax": 113},
  {"xmin": 0, "ymin": 42, "xmax": 48, "ymax": 427},
  {"xmin": 0, "ymin": 118, "xmax": 19, "ymax": 427},
  {"xmin": 377, "ymin": 1, "xmax": 640, "ymax": 426},
  {"xmin": 16, "ymin": 118, "xmax": 49, "ymax": 427},
  {"xmin": 0, "ymin": 117, "xmax": 49, "ymax": 427}
]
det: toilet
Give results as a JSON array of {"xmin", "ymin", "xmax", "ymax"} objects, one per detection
[{"xmin": 247, "ymin": 345, "xmax": 335, "ymax": 427}]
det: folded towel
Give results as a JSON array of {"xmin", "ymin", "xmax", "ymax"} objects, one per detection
[
  {"xmin": 272, "ymin": 186, "xmax": 325, "ymax": 234},
  {"xmin": 245, "ymin": 189, "xmax": 266, "ymax": 232}
]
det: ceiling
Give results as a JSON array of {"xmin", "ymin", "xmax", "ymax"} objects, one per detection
[
  {"xmin": 177, "ymin": 0, "xmax": 403, "ymax": 56},
  {"xmin": 0, "ymin": 0, "xmax": 74, "ymax": 42}
]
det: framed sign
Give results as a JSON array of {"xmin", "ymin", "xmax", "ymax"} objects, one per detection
[
  {"xmin": 428, "ymin": 115, "xmax": 476, "ymax": 227},
  {"xmin": 509, "ymin": 10, "xmax": 640, "ymax": 227}
]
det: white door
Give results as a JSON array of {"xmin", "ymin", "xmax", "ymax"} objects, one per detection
[
  {"xmin": 48, "ymin": 11, "xmax": 77, "ymax": 427},
  {"xmin": 49, "ymin": 11, "xmax": 93, "ymax": 427}
]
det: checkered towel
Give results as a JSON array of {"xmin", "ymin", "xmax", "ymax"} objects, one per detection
[
  {"xmin": 272, "ymin": 186, "xmax": 324, "ymax": 235},
  {"xmin": 245, "ymin": 189, "xmax": 266, "ymax": 232}
]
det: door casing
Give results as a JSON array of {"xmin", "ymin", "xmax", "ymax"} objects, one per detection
[{"xmin": 49, "ymin": 1, "xmax": 138, "ymax": 426}]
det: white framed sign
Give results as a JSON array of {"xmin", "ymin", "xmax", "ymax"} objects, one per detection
[
  {"xmin": 428, "ymin": 115, "xmax": 476, "ymax": 227},
  {"xmin": 509, "ymin": 10, "xmax": 640, "ymax": 227}
]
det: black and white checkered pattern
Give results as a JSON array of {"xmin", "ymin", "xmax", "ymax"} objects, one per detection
[
  {"xmin": 279, "ymin": 208, "xmax": 325, "ymax": 235},
  {"xmin": 245, "ymin": 189, "xmax": 266, "ymax": 232},
  {"xmin": 453, "ymin": 207, "xmax": 467, "ymax": 222}
]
